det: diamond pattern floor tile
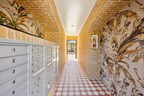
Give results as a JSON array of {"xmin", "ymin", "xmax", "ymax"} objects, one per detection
[{"xmin": 53, "ymin": 60, "xmax": 113, "ymax": 96}]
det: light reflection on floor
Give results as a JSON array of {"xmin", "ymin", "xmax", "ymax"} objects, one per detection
[{"xmin": 68, "ymin": 53, "xmax": 76, "ymax": 60}]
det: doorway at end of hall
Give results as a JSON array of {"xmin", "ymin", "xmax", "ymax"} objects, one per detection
[{"xmin": 67, "ymin": 40, "xmax": 77, "ymax": 60}]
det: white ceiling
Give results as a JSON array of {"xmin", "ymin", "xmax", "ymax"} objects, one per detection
[{"xmin": 54, "ymin": 0, "xmax": 96, "ymax": 36}]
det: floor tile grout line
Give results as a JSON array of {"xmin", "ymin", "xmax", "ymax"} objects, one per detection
[{"xmin": 53, "ymin": 60, "xmax": 112, "ymax": 96}]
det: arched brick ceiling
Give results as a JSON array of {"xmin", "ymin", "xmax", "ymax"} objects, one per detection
[
  {"xmin": 16, "ymin": 0, "xmax": 64, "ymax": 42},
  {"xmin": 17, "ymin": 0, "xmax": 59, "ymax": 32},
  {"xmin": 81, "ymin": 0, "xmax": 133, "ymax": 33},
  {"xmin": 16, "ymin": 0, "xmax": 133, "ymax": 37}
]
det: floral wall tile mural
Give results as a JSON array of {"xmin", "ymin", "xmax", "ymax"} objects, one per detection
[
  {"xmin": 100, "ymin": 0, "xmax": 144, "ymax": 96},
  {"xmin": 0, "ymin": 0, "xmax": 44, "ymax": 38}
]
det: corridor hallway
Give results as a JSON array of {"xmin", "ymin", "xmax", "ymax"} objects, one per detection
[
  {"xmin": 0, "ymin": 0, "xmax": 144, "ymax": 96},
  {"xmin": 53, "ymin": 60, "xmax": 112, "ymax": 96}
]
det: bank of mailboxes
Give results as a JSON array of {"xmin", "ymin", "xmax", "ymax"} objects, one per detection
[{"xmin": 0, "ymin": 42, "xmax": 59, "ymax": 96}]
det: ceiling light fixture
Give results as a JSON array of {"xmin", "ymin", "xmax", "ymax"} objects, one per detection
[{"xmin": 71, "ymin": 25, "xmax": 75, "ymax": 27}]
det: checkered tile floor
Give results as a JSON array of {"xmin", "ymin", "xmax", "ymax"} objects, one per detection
[{"xmin": 53, "ymin": 60, "xmax": 112, "ymax": 96}]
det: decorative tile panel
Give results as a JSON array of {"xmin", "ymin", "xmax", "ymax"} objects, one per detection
[
  {"xmin": 0, "ymin": 0, "xmax": 44, "ymax": 38},
  {"xmin": 100, "ymin": 0, "xmax": 144, "ymax": 95}
]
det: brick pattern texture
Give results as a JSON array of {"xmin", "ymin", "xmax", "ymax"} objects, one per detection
[{"xmin": 78, "ymin": 0, "xmax": 133, "ymax": 80}]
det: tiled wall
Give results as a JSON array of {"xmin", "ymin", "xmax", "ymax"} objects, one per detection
[
  {"xmin": 0, "ymin": 25, "xmax": 55, "ymax": 44},
  {"xmin": 78, "ymin": 27, "xmax": 100, "ymax": 80},
  {"xmin": 0, "ymin": 0, "xmax": 43, "ymax": 38},
  {"xmin": 45, "ymin": 32, "xmax": 59, "ymax": 43},
  {"xmin": 0, "ymin": 0, "xmax": 67, "ymax": 78},
  {"xmin": 67, "ymin": 36, "xmax": 77, "ymax": 40},
  {"xmin": 78, "ymin": 30, "xmax": 89, "ymax": 76},
  {"xmin": 100, "ymin": 0, "xmax": 144, "ymax": 95},
  {"xmin": 58, "ymin": 30, "xmax": 67, "ymax": 74}
]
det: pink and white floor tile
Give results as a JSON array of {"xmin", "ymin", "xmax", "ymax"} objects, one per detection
[{"xmin": 53, "ymin": 60, "xmax": 113, "ymax": 96}]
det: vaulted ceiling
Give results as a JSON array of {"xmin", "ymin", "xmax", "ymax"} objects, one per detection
[
  {"xmin": 17, "ymin": 0, "xmax": 59, "ymax": 32},
  {"xmin": 16, "ymin": 0, "xmax": 133, "ymax": 37},
  {"xmin": 54, "ymin": 0, "xmax": 96, "ymax": 36},
  {"xmin": 80, "ymin": 0, "xmax": 132, "ymax": 34},
  {"xmin": 16, "ymin": 0, "xmax": 64, "ymax": 42}
]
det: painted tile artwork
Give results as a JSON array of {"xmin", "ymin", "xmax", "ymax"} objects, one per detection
[
  {"xmin": 100, "ymin": 0, "xmax": 144, "ymax": 96},
  {"xmin": 0, "ymin": 0, "xmax": 44, "ymax": 38}
]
